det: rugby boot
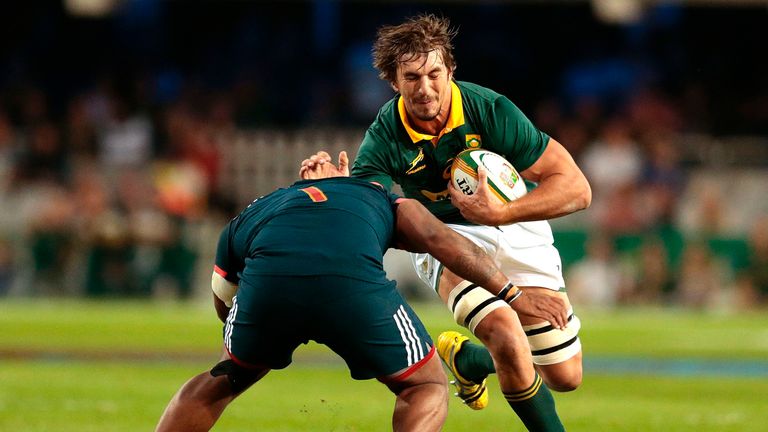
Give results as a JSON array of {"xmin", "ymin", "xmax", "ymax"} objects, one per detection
[{"xmin": 437, "ymin": 331, "xmax": 489, "ymax": 410}]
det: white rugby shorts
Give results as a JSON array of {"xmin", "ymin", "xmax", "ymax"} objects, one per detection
[{"xmin": 411, "ymin": 220, "xmax": 565, "ymax": 292}]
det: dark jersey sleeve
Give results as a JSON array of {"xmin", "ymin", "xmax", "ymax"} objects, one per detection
[{"xmin": 213, "ymin": 221, "xmax": 241, "ymax": 284}]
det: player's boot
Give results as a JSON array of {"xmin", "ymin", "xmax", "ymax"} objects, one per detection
[{"xmin": 437, "ymin": 331, "xmax": 489, "ymax": 410}]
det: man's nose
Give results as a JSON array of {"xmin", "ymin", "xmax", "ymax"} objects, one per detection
[{"xmin": 416, "ymin": 77, "xmax": 430, "ymax": 94}]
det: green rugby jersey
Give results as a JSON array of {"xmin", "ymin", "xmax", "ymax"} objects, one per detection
[
  {"xmin": 352, "ymin": 80, "xmax": 549, "ymax": 224},
  {"xmin": 214, "ymin": 177, "xmax": 400, "ymax": 282}
]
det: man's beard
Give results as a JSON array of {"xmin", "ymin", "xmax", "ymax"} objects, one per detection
[{"xmin": 412, "ymin": 102, "xmax": 441, "ymax": 121}]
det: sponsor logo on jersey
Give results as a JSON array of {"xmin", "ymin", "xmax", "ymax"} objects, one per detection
[
  {"xmin": 405, "ymin": 147, "xmax": 426, "ymax": 175},
  {"xmin": 465, "ymin": 134, "xmax": 482, "ymax": 148},
  {"xmin": 420, "ymin": 188, "xmax": 450, "ymax": 201}
]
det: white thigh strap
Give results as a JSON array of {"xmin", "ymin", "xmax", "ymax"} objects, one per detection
[
  {"xmin": 447, "ymin": 281, "xmax": 507, "ymax": 333},
  {"xmin": 523, "ymin": 312, "xmax": 581, "ymax": 365}
]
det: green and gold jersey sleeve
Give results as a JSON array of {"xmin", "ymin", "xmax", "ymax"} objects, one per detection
[
  {"xmin": 484, "ymin": 95, "xmax": 549, "ymax": 172},
  {"xmin": 352, "ymin": 125, "xmax": 397, "ymax": 191},
  {"xmin": 458, "ymin": 81, "xmax": 549, "ymax": 173}
]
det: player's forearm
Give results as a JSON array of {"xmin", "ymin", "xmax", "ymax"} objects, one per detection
[
  {"xmin": 500, "ymin": 172, "xmax": 591, "ymax": 224},
  {"xmin": 427, "ymin": 237, "xmax": 509, "ymax": 295},
  {"xmin": 497, "ymin": 138, "xmax": 591, "ymax": 225},
  {"xmin": 395, "ymin": 199, "xmax": 509, "ymax": 294}
]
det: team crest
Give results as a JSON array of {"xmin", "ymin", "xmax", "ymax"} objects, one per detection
[{"xmin": 465, "ymin": 134, "xmax": 482, "ymax": 148}]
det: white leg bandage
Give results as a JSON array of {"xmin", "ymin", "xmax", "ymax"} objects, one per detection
[
  {"xmin": 212, "ymin": 271, "xmax": 239, "ymax": 308},
  {"xmin": 523, "ymin": 312, "xmax": 581, "ymax": 365},
  {"xmin": 447, "ymin": 281, "xmax": 507, "ymax": 333}
]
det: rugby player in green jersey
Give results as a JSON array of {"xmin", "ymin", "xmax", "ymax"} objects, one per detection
[
  {"xmin": 156, "ymin": 157, "xmax": 568, "ymax": 432},
  {"xmin": 301, "ymin": 14, "xmax": 591, "ymax": 432}
]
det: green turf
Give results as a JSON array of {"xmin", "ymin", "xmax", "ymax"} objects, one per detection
[
  {"xmin": 579, "ymin": 307, "xmax": 768, "ymax": 360},
  {"xmin": 1, "ymin": 299, "xmax": 767, "ymax": 431}
]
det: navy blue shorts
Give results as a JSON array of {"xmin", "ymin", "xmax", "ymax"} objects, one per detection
[{"xmin": 223, "ymin": 274, "xmax": 433, "ymax": 380}]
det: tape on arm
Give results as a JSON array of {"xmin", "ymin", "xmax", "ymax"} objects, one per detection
[{"xmin": 211, "ymin": 271, "xmax": 238, "ymax": 307}]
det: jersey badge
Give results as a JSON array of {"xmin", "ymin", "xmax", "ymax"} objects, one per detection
[
  {"xmin": 465, "ymin": 134, "xmax": 482, "ymax": 149},
  {"xmin": 300, "ymin": 186, "xmax": 328, "ymax": 202}
]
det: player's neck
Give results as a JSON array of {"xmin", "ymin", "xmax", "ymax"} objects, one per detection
[{"xmin": 408, "ymin": 117, "xmax": 444, "ymax": 137}]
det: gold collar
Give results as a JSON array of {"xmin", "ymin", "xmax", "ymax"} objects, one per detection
[{"xmin": 398, "ymin": 81, "xmax": 465, "ymax": 144}]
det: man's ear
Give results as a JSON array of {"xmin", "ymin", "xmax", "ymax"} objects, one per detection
[{"xmin": 390, "ymin": 81, "xmax": 399, "ymax": 93}]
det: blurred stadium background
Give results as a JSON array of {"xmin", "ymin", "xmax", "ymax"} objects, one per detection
[{"xmin": 1, "ymin": 0, "xmax": 767, "ymax": 431}]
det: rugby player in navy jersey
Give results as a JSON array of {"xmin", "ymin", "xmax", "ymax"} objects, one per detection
[{"xmin": 156, "ymin": 154, "xmax": 567, "ymax": 432}]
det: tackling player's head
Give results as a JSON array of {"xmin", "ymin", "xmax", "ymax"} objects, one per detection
[{"xmin": 372, "ymin": 14, "xmax": 457, "ymax": 85}]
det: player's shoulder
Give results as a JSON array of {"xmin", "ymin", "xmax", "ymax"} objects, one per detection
[
  {"xmin": 456, "ymin": 81, "xmax": 504, "ymax": 104},
  {"xmin": 457, "ymin": 80, "xmax": 528, "ymax": 124},
  {"xmin": 292, "ymin": 177, "xmax": 385, "ymax": 194}
]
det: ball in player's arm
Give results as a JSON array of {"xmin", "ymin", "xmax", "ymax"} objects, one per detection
[{"xmin": 156, "ymin": 170, "xmax": 567, "ymax": 432}]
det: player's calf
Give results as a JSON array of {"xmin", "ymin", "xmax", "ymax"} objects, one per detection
[{"xmin": 503, "ymin": 373, "xmax": 565, "ymax": 432}]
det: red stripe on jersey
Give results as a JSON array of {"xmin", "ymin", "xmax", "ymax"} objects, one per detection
[
  {"xmin": 391, "ymin": 346, "xmax": 436, "ymax": 381},
  {"xmin": 300, "ymin": 186, "xmax": 328, "ymax": 202},
  {"xmin": 213, "ymin": 265, "xmax": 227, "ymax": 277}
]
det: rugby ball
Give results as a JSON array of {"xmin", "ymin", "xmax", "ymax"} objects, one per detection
[{"xmin": 451, "ymin": 149, "xmax": 527, "ymax": 203}]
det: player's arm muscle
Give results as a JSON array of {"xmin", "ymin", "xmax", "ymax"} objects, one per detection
[
  {"xmin": 394, "ymin": 199, "xmax": 508, "ymax": 295},
  {"xmin": 506, "ymin": 138, "xmax": 592, "ymax": 223}
]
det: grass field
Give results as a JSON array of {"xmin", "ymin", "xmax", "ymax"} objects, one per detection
[{"xmin": 1, "ymin": 299, "xmax": 767, "ymax": 431}]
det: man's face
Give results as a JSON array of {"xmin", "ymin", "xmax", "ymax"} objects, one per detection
[{"xmin": 392, "ymin": 50, "xmax": 453, "ymax": 122}]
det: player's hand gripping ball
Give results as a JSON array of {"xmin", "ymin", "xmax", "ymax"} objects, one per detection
[{"xmin": 450, "ymin": 149, "xmax": 527, "ymax": 203}]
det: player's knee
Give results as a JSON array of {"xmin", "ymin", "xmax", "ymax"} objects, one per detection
[
  {"xmin": 210, "ymin": 359, "xmax": 265, "ymax": 395},
  {"xmin": 473, "ymin": 309, "xmax": 529, "ymax": 361},
  {"xmin": 395, "ymin": 380, "xmax": 448, "ymax": 430},
  {"xmin": 384, "ymin": 352, "xmax": 447, "ymax": 395},
  {"xmin": 412, "ymin": 356, "xmax": 449, "ymax": 390},
  {"xmin": 422, "ymin": 379, "xmax": 449, "ymax": 401},
  {"xmin": 542, "ymin": 368, "xmax": 582, "ymax": 392}
]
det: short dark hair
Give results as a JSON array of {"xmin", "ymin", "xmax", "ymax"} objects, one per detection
[{"xmin": 372, "ymin": 14, "xmax": 457, "ymax": 84}]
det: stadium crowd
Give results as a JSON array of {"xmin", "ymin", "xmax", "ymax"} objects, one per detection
[
  {"xmin": 0, "ymin": 76, "xmax": 765, "ymax": 311},
  {"xmin": 0, "ymin": 2, "xmax": 766, "ymax": 310}
]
